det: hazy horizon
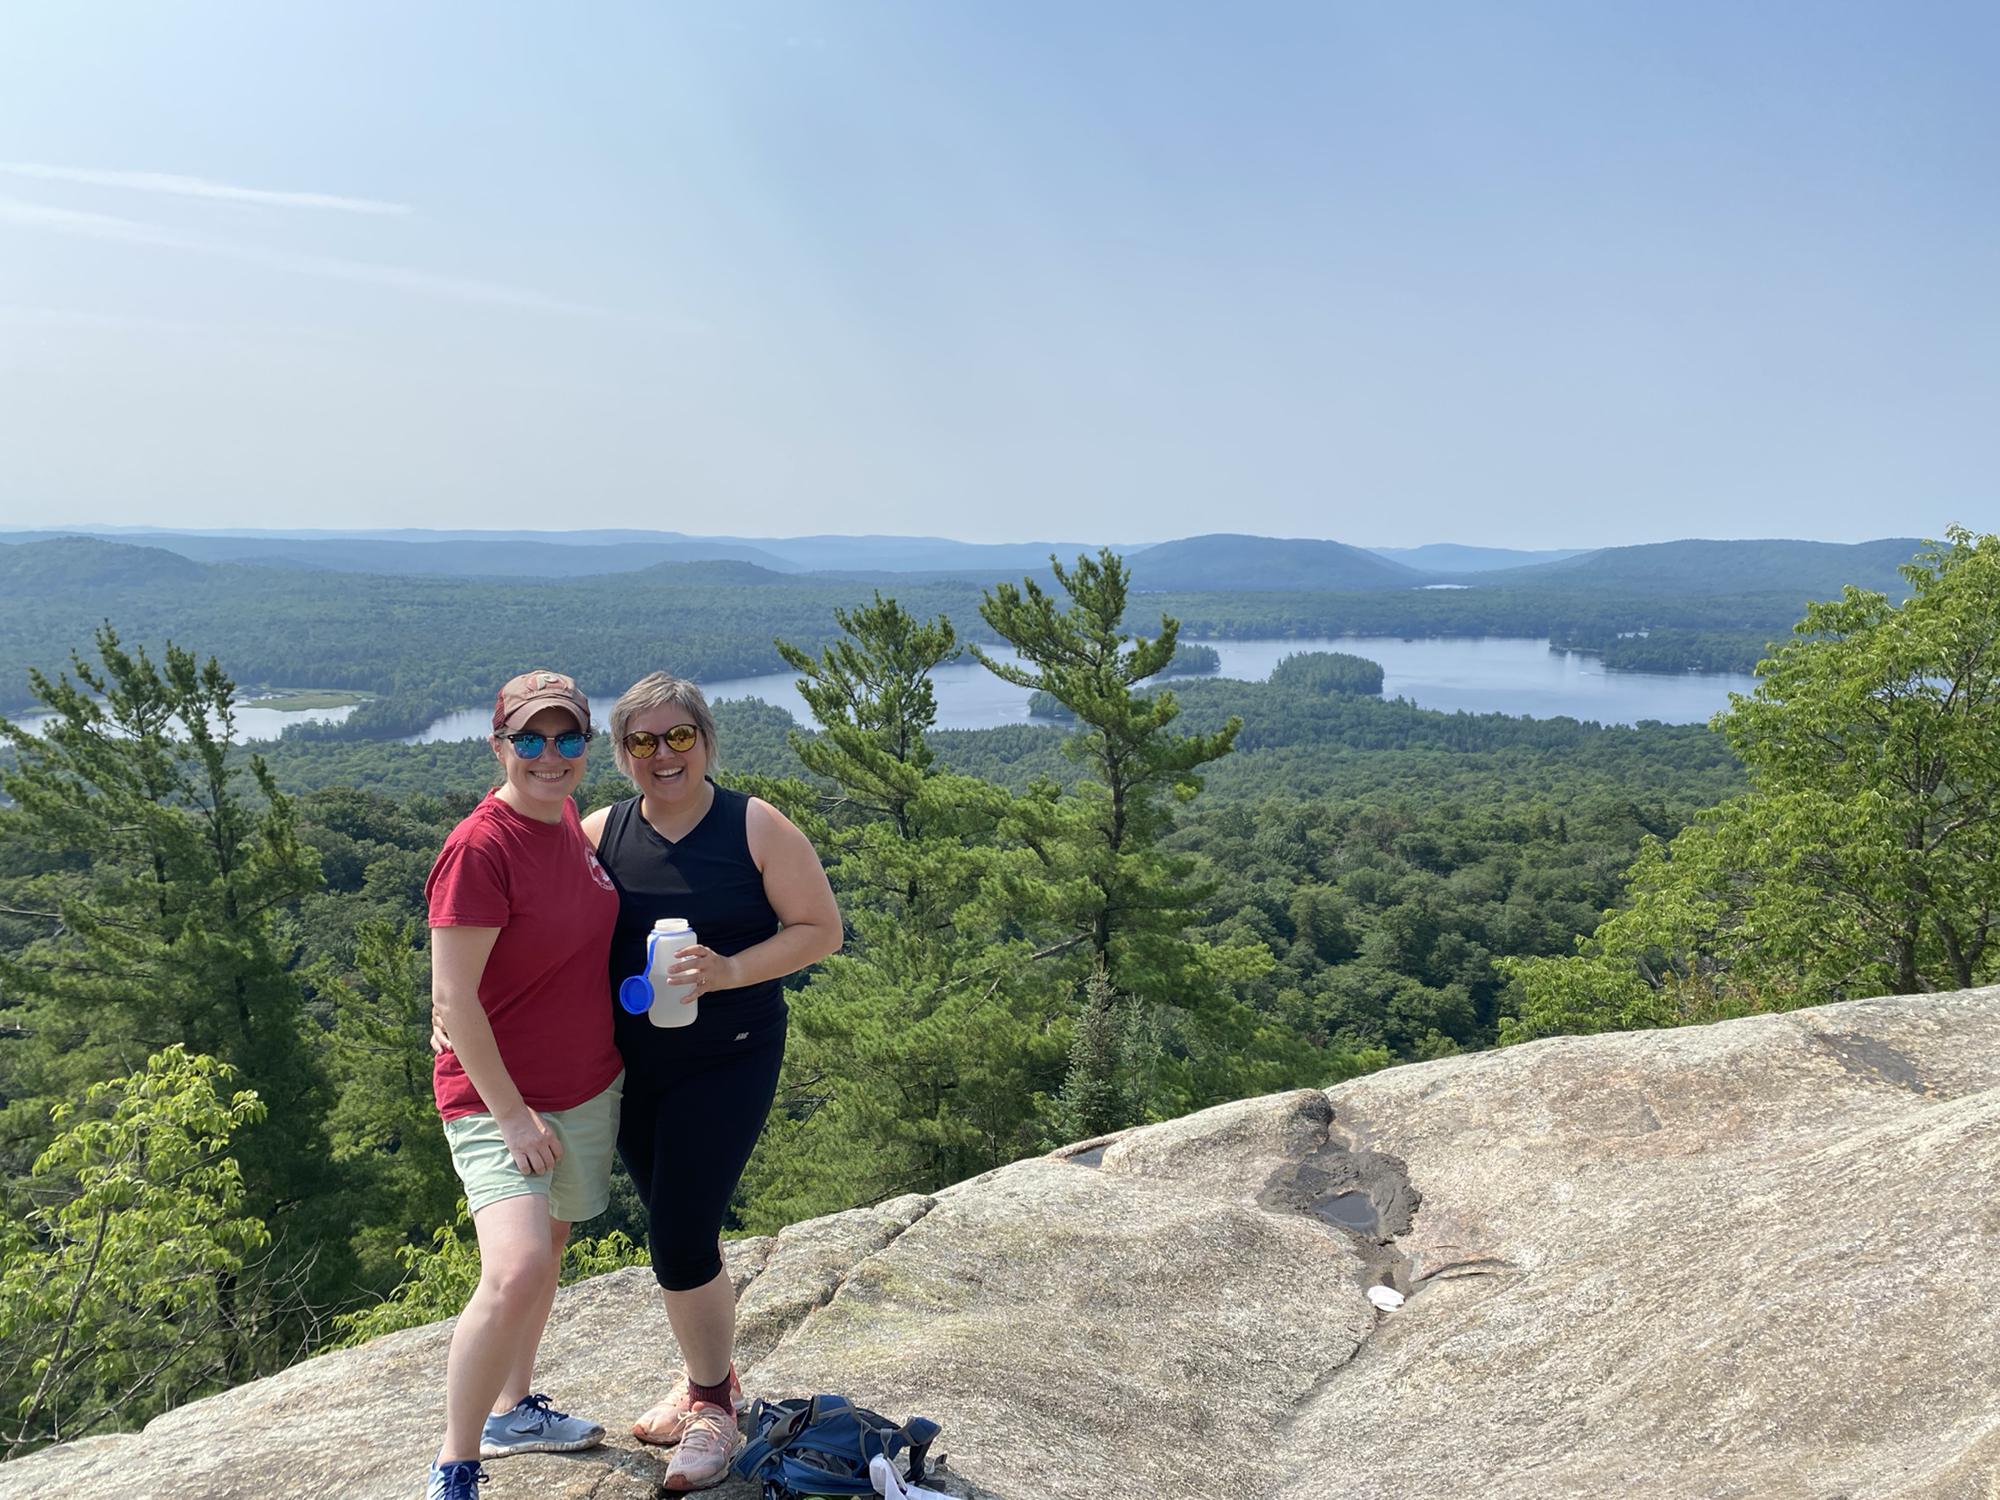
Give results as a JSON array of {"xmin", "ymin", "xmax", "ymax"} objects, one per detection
[
  {"xmin": 3, "ymin": 3, "xmax": 1994, "ymax": 546},
  {"xmin": 3, "ymin": 521, "xmax": 1937, "ymax": 564}
]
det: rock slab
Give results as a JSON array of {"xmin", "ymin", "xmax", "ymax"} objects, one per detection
[{"xmin": 3, "ymin": 987, "xmax": 1996, "ymax": 1500}]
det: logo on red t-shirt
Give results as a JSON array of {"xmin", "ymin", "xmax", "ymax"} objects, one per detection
[{"xmin": 584, "ymin": 846, "xmax": 616, "ymax": 891}]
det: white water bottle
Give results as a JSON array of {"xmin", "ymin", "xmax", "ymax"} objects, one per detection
[{"xmin": 617, "ymin": 918, "xmax": 700, "ymax": 1028}]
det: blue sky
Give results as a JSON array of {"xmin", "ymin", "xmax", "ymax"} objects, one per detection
[{"xmin": 0, "ymin": 1, "xmax": 1993, "ymax": 547}]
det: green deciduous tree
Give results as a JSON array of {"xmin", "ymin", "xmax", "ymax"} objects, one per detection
[
  {"xmin": 1504, "ymin": 528, "xmax": 2000, "ymax": 1040},
  {"xmin": 0, "ymin": 1046, "xmax": 268, "ymax": 1457}
]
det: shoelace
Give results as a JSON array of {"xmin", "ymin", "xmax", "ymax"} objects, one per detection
[
  {"xmin": 438, "ymin": 1462, "xmax": 487, "ymax": 1500},
  {"xmin": 516, "ymin": 1392, "xmax": 565, "ymax": 1425},
  {"xmin": 677, "ymin": 1404, "xmax": 735, "ymax": 1457}
]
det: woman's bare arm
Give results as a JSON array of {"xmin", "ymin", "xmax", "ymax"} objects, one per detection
[
  {"xmin": 432, "ymin": 923, "xmax": 563, "ymax": 1174},
  {"xmin": 664, "ymin": 798, "xmax": 842, "ymax": 992}
]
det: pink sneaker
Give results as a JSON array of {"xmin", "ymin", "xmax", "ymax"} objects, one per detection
[
  {"xmin": 663, "ymin": 1402, "xmax": 742, "ymax": 1491},
  {"xmin": 631, "ymin": 1367, "xmax": 744, "ymax": 1447}
]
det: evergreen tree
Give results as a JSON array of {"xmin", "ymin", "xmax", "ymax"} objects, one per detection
[
  {"xmin": 317, "ymin": 918, "xmax": 458, "ymax": 1292},
  {"xmin": 741, "ymin": 598, "xmax": 1073, "ymax": 1227},
  {"xmin": 975, "ymin": 551, "xmax": 1291, "ymax": 1124},
  {"xmin": 1049, "ymin": 964, "xmax": 1145, "ymax": 1143},
  {"xmin": 775, "ymin": 592, "xmax": 958, "ymax": 842},
  {"xmin": 974, "ymin": 550, "xmax": 1242, "ymax": 998},
  {"xmin": 0, "ymin": 626, "xmax": 345, "ymax": 1353}
]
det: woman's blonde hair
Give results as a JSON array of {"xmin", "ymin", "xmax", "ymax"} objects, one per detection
[{"xmin": 608, "ymin": 673, "xmax": 719, "ymax": 780}]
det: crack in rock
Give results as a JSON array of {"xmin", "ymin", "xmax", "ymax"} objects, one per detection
[
  {"xmin": 572, "ymin": 1450, "xmax": 674, "ymax": 1500},
  {"xmin": 810, "ymin": 1195, "xmax": 938, "ymax": 1316},
  {"xmin": 724, "ymin": 1234, "xmax": 777, "ymax": 1295},
  {"xmin": 1411, "ymin": 1250, "xmax": 1515, "ymax": 1283},
  {"xmin": 737, "ymin": 1195, "xmax": 938, "ymax": 1368},
  {"xmin": 1259, "ymin": 1109, "xmax": 1431, "ymax": 1440}
]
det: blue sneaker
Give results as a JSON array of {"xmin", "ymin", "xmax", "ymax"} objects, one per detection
[
  {"xmin": 479, "ymin": 1392, "xmax": 606, "ymax": 1457},
  {"xmin": 425, "ymin": 1459, "xmax": 484, "ymax": 1500}
]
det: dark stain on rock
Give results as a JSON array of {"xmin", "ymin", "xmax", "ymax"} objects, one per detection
[
  {"xmin": 1065, "ymin": 1145, "xmax": 1108, "ymax": 1168},
  {"xmin": 1813, "ymin": 1031, "xmax": 1933, "ymax": 1096},
  {"xmin": 1259, "ymin": 1131, "xmax": 1420, "ymax": 1244}
]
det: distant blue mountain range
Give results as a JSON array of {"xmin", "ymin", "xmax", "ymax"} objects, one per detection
[
  {"xmin": 0, "ymin": 527, "xmax": 1924, "ymax": 597},
  {"xmin": 1, "ymin": 528, "xmax": 1122, "ymax": 579},
  {"xmin": 1367, "ymin": 543, "xmax": 1592, "ymax": 572}
]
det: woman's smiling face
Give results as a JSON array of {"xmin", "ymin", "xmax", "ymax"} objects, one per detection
[
  {"xmin": 492, "ymin": 704, "xmax": 587, "ymax": 818},
  {"xmin": 623, "ymin": 706, "xmax": 708, "ymax": 804}
]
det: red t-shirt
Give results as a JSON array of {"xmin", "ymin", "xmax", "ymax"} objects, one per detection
[{"xmin": 425, "ymin": 793, "xmax": 623, "ymax": 1121}]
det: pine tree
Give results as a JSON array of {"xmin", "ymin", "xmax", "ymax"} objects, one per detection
[
  {"xmin": 1050, "ymin": 964, "xmax": 1141, "ymax": 1144},
  {"xmin": 317, "ymin": 918, "xmax": 458, "ymax": 1292},
  {"xmin": 974, "ymin": 549, "xmax": 1242, "ymax": 998},
  {"xmin": 741, "ymin": 598, "xmax": 1074, "ymax": 1227},
  {"xmin": 0, "ymin": 626, "xmax": 344, "ymax": 1360},
  {"xmin": 776, "ymin": 592, "xmax": 958, "ymax": 842},
  {"xmin": 975, "ymin": 551, "xmax": 1285, "ymax": 1125}
]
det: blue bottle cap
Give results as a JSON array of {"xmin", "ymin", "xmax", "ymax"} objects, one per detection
[{"xmin": 617, "ymin": 974, "xmax": 654, "ymax": 1014}]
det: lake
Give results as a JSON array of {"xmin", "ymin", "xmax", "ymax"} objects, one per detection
[
  {"xmin": 10, "ymin": 697, "xmax": 359, "ymax": 740},
  {"xmin": 405, "ymin": 637, "xmax": 1760, "ymax": 742}
]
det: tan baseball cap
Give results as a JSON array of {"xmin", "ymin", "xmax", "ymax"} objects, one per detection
[{"xmin": 493, "ymin": 669, "xmax": 591, "ymax": 733}]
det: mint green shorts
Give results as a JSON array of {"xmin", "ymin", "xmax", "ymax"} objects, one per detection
[{"xmin": 442, "ymin": 1072, "xmax": 623, "ymax": 1224}]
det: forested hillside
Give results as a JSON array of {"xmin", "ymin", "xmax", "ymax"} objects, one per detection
[
  {"xmin": 1124, "ymin": 533, "xmax": 1425, "ymax": 591},
  {"xmin": 1475, "ymin": 536, "xmax": 1923, "ymax": 594},
  {"xmin": 1367, "ymin": 543, "xmax": 1590, "ymax": 572},
  {"xmin": 0, "ymin": 532, "xmax": 1937, "ymax": 717}
]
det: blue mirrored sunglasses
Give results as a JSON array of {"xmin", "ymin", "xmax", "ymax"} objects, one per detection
[{"xmin": 501, "ymin": 728, "xmax": 591, "ymax": 760}]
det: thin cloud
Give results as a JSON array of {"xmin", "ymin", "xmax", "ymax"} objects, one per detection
[
  {"xmin": 0, "ymin": 196, "xmax": 600, "ymax": 317},
  {"xmin": 0, "ymin": 162, "xmax": 411, "ymax": 215},
  {"xmin": 0, "ymin": 303, "xmax": 366, "ymax": 346}
]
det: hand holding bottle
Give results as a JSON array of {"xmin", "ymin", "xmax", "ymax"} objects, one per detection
[{"xmin": 663, "ymin": 943, "xmax": 742, "ymax": 997}]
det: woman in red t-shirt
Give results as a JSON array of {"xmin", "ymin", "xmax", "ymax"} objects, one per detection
[{"xmin": 421, "ymin": 670, "xmax": 625, "ymax": 1500}]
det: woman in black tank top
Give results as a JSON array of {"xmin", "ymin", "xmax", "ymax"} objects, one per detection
[{"xmin": 582, "ymin": 673, "xmax": 841, "ymax": 1492}]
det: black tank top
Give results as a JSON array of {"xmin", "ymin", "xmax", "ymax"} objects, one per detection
[{"xmin": 598, "ymin": 783, "xmax": 787, "ymax": 1066}]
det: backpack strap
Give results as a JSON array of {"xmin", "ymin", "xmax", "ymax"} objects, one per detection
[
  {"xmin": 848, "ymin": 1406, "xmax": 940, "ymax": 1484},
  {"xmin": 733, "ymin": 1396, "xmax": 819, "ymax": 1484},
  {"xmin": 900, "ymin": 1416, "xmax": 941, "ymax": 1483}
]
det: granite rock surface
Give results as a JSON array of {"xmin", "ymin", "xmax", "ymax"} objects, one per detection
[{"xmin": 4, "ymin": 987, "xmax": 1995, "ymax": 1500}]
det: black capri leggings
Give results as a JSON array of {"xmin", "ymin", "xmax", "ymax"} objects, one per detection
[{"xmin": 616, "ymin": 1034, "xmax": 785, "ymax": 1291}]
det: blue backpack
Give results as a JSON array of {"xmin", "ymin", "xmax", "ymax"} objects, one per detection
[{"xmin": 733, "ymin": 1393, "xmax": 942, "ymax": 1499}]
